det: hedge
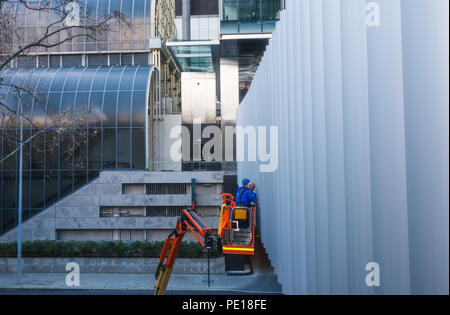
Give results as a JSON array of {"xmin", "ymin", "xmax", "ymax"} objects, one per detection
[{"xmin": 0, "ymin": 240, "xmax": 222, "ymax": 259}]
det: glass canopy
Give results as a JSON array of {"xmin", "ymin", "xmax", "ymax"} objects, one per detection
[
  {"xmin": 0, "ymin": 65, "xmax": 157, "ymax": 235},
  {"xmin": 167, "ymin": 41, "xmax": 217, "ymax": 73}
]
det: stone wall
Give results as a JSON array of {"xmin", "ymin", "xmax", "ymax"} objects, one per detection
[
  {"xmin": 0, "ymin": 257, "xmax": 225, "ymax": 275},
  {"xmin": 0, "ymin": 171, "xmax": 224, "ymax": 242}
]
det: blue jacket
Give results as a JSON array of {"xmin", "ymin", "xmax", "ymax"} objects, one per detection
[
  {"xmin": 237, "ymin": 187, "xmax": 258, "ymax": 207},
  {"xmin": 236, "ymin": 186, "xmax": 246, "ymax": 204}
]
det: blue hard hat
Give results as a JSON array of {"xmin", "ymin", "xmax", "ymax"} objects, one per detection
[{"xmin": 242, "ymin": 178, "xmax": 250, "ymax": 186}]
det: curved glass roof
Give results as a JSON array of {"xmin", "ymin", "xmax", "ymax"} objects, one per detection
[{"xmin": 0, "ymin": 65, "xmax": 156, "ymax": 129}]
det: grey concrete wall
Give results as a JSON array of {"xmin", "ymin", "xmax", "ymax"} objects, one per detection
[
  {"xmin": 0, "ymin": 257, "xmax": 225, "ymax": 275},
  {"xmin": 0, "ymin": 171, "xmax": 224, "ymax": 242}
]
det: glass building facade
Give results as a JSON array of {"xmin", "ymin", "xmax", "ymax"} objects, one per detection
[
  {"xmin": 221, "ymin": 0, "xmax": 284, "ymax": 34},
  {"xmin": 0, "ymin": 65, "xmax": 158, "ymax": 235},
  {"xmin": 5, "ymin": 0, "xmax": 154, "ymax": 53}
]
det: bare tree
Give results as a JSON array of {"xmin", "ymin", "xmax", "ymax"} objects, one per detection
[{"xmin": 0, "ymin": 0, "xmax": 125, "ymax": 166}]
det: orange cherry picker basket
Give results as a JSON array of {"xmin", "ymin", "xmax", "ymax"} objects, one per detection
[{"xmin": 218, "ymin": 193, "xmax": 256, "ymax": 256}]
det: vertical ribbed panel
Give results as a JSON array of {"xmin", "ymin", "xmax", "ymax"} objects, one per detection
[{"xmin": 237, "ymin": 0, "xmax": 449, "ymax": 295}]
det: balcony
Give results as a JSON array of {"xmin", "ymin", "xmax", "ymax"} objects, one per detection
[{"xmin": 221, "ymin": 0, "xmax": 284, "ymax": 35}]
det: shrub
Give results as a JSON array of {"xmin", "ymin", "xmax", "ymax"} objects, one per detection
[
  {"xmin": 0, "ymin": 242, "xmax": 17, "ymax": 257},
  {"xmin": 140, "ymin": 241, "xmax": 162, "ymax": 258},
  {"xmin": 77, "ymin": 241, "xmax": 96, "ymax": 257},
  {"xmin": 0, "ymin": 240, "xmax": 223, "ymax": 258}
]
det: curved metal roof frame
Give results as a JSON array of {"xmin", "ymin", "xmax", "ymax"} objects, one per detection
[{"xmin": 0, "ymin": 65, "xmax": 157, "ymax": 130}]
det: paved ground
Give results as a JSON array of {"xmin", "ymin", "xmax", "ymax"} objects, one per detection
[{"xmin": 0, "ymin": 272, "xmax": 282, "ymax": 294}]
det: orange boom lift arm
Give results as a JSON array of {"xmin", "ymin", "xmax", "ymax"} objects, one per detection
[{"xmin": 154, "ymin": 208, "xmax": 222, "ymax": 295}]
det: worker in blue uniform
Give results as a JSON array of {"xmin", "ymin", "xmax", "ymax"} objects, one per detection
[
  {"xmin": 237, "ymin": 182, "xmax": 259, "ymax": 207},
  {"xmin": 236, "ymin": 178, "xmax": 250, "ymax": 204}
]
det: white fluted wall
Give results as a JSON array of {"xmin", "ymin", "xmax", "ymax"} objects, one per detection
[{"xmin": 237, "ymin": 0, "xmax": 449, "ymax": 295}]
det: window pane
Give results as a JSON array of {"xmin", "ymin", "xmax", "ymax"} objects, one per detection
[
  {"xmin": 105, "ymin": 67, "xmax": 123, "ymax": 90},
  {"xmin": 31, "ymin": 92, "xmax": 48, "ymax": 129},
  {"xmin": 134, "ymin": 53, "xmax": 149, "ymax": 66},
  {"xmin": 35, "ymin": 69, "xmax": 55, "ymax": 92},
  {"xmin": 50, "ymin": 71, "xmax": 68, "ymax": 91},
  {"xmin": 262, "ymin": 0, "xmax": 282, "ymax": 21},
  {"xmin": 60, "ymin": 92, "xmax": 76, "ymax": 126},
  {"xmin": 88, "ymin": 170, "xmax": 100, "ymax": 181},
  {"xmin": 88, "ymin": 92, "xmax": 104, "ymax": 127},
  {"xmin": 31, "ymin": 171, "xmax": 44, "ymax": 209},
  {"xmin": 50, "ymin": 55, "xmax": 60, "ymax": 67},
  {"xmin": 121, "ymin": 25, "xmax": 132, "ymax": 49},
  {"xmin": 109, "ymin": 24, "xmax": 121, "ymax": 50},
  {"xmin": 239, "ymin": 0, "xmax": 261, "ymax": 33},
  {"xmin": 3, "ymin": 130, "xmax": 18, "ymax": 170},
  {"xmin": 74, "ymin": 92, "xmax": 89, "ymax": 128},
  {"xmin": 97, "ymin": 0, "xmax": 110, "ymax": 18},
  {"xmin": 3, "ymin": 93, "xmax": 18, "ymax": 129},
  {"xmin": 1, "ymin": 209, "xmax": 17, "ymax": 234},
  {"xmin": 88, "ymin": 54, "xmax": 108, "ymax": 66},
  {"xmin": 59, "ymin": 171, "xmax": 73, "ymax": 197},
  {"xmin": 3, "ymin": 172, "xmax": 16, "ymax": 209},
  {"xmin": 60, "ymin": 132, "xmax": 74, "ymax": 169},
  {"xmin": 117, "ymin": 128, "xmax": 130, "ymax": 168},
  {"xmin": 92, "ymin": 67, "xmax": 110, "ymax": 91},
  {"xmin": 117, "ymin": 91, "xmax": 131, "ymax": 127},
  {"xmin": 31, "ymin": 130, "xmax": 45, "ymax": 169},
  {"xmin": 222, "ymin": 0, "xmax": 238, "ymax": 21},
  {"xmin": 46, "ymin": 92, "xmax": 62, "ymax": 128},
  {"xmin": 85, "ymin": 0, "xmax": 99, "ymax": 20},
  {"xmin": 103, "ymin": 91, "xmax": 118, "ymax": 127},
  {"xmin": 191, "ymin": 0, "xmax": 219, "ymax": 15},
  {"xmin": 78, "ymin": 70, "xmax": 96, "ymax": 92},
  {"xmin": 175, "ymin": 0, "xmax": 182, "ymax": 16},
  {"xmin": 122, "ymin": 0, "xmax": 133, "ymax": 19},
  {"xmin": 132, "ymin": 91, "xmax": 146, "ymax": 127},
  {"xmin": 121, "ymin": 54, "xmax": 133, "ymax": 66},
  {"xmin": 38, "ymin": 4, "xmax": 50, "ymax": 27},
  {"xmin": 20, "ymin": 94, "xmax": 34, "ymax": 128},
  {"xmin": 133, "ymin": 24, "xmax": 145, "ymax": 46},
  {"xmin": 45, "ymin": 170, "xmax": 58, "ymax": 206},
  {"xmin": 110, "ymin": 54, "xmax": 121, "ymax": 66},
  {"xmin": 64, "ymin": 69, "xmax": 83, "ymax": 92},
  {"xmin": 132, "ymin": 128, "xmax": 145, "ymax": 169},
  {"xmin": 61, "ymin": 55, "xmax": 82, "ymax": 67},
  {"xmin": 88, "ymin": 128, "xmax": 101, "ymax": 169},
  {"xmin": 119, "ymin": 68, "xmax": 136, "ymax": 90},
  {"xmin": 134, "ymin": 0, "xmax": 145, "ymax": 21},
  {"xmin": 74, "ymin": 129, "xmax": 87, "ymax": 169},
  {"xmin": 46, "ymin": 130, "xmax": 59, "ymax": 169},
  {"xmin": 103, "ymin": 128, "xmax": 116, "ymax": 169},
  {"xmin": 134, "ymin": 68, "xmax": 150, "ymax": 90},
  {"xmin": 74, "ymin": 170, "xmax": 87, "ymax": 190},
  {"xmin": 22, "ymin": 171, "xmax": 31, "ymax": 210},
  {"xmin": 110, "ymin": 0, "xmax": 121, "ymax": 15},
  {"xmin": 22, "ymin": 129, "xmax": 31, "ymax": 170}
]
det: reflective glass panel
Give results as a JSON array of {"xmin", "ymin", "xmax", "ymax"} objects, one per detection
[
  {"xmin": 117, "ymin": 91, "xmax": 131, "ymax": 127},
  {"xmin": 132, "ymin": 128, "xmax": 145, "ymax": 169},
  {"xmin": 117, "ymin": 128, "xmax": 131, "ymax": 168},
  {"xmin": 88, "ymin": 128, "xmax": 102, "ymax": 169},
  {"xmin": 103, "ymin": 91, "xmax": 118, "ymax": 127},
  {"xmin": 103, "ymin": 128, "xmax": 116, "ymax": 168}
]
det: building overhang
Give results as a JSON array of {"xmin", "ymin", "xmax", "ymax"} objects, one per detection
[{"xmin": 166, "ymin": 40, "xmax": 220, "ymax": 73}]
